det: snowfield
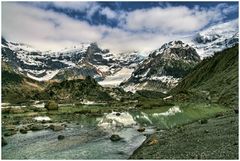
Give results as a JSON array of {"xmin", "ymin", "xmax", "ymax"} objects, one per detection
[{"xmin": 98, "ymin": 68, "xmax": 134, "ymax": 87}]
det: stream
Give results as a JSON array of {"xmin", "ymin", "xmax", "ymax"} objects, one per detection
[{"xmin": 2, "ymin": 110, "xmax": 156, "ymax": 159}]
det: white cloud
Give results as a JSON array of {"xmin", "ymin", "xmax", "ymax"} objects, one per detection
[
  {"xmin": 2, "ymin": 2, "xmax": 238, "ymax": 54},
  {"xmin": 2, "ymin": 2, "xmax": 103, "ymax": 50},
  {"xmin": 123, "ymin": 6, "xmax": 224, "ymax": 34},
  {"xmin": 51, "ymin": 2, "xmax": 92, "ymax": 11},
  {"xmin": 100, "ymin": 7, "xmax": 117, "ymax": 19}
]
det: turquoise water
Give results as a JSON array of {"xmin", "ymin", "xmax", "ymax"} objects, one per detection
[
  {"xmin": 3, "ymin": 104, "xmax": 203, "ymax": 159},
  {"xmin": 2, "ymin": 113, "xmax": 150, "ymax": 159}
]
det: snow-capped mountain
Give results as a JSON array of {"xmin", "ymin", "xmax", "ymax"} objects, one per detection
[
  {"xmin": 122, "ymin": 19, "xmax": 239, "ymax": 93},
  {"xmin": 1, "ymin": 20, "xmax": 238, "ymax": 89},
  {"xmin": 1, "ymin": 38, "xmax": 144, "ymax": 82},
  {"xmin": 189, "ymin": 19, "xmax": 239, "ymax": 58},
  {"xmin": 121, "ymin": 41, "xmax": 201, "ymax": 93}
]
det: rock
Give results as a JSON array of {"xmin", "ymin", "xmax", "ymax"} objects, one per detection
[
  {"xmin": 116, "ymin": 112, "xmax": 121, "ymax": 116},
  {"xmin": 58, "ymin": 135, "xmax": 65, "ymax": 140},
  {"xmin": 4, "ymin": 125, "xmax": 16, "ymax": 130},
  {"xmin": 45, "ymin": 100, "xmax": 58, "ymax": 111},
  {"xmin": 4, "ymin": 130, "xmax": 17, "ymax": 137},
  {"xmin": 2, "ymin": 108, "xmax": 10, "ymax": 114},
  {"xmin": 3, "ymin": 115, "xmax": 8, "ymax": 119},
  {"xmin": 137, "ymin": 127, "xmax": 146, "ymax": 132},
  {"xmin": 41, "ymin": 120, "xmax": 47, "ymax": 124},
  {"xmin": 234, "ymin": 108, "xmax": 238, "ymax": 114},
  {"xmin": 198, "ymin": 119, "xmax": 208, "ymax": 124},
  {"xmin": 148, "ymin": 137, "xmax": 158, "ymax": 146},
  {"xmin": 3, "ymin": 125, "xmax": 17, "ymax": 136},
  {"xmin": 2, "ymin": 137, "xmax": 7, "ymax": 146},
  {"xmin": 29, "ymin": 124, "xmax": 44, "ymax": 131},
  {"xmin": 178, "ymin": 127, "xmax": 184, "ymax": 133},
  {"xmin": 147, "ymin": 134, "xmax": 159, "ymax": 146},
  {"xmin": 9, "ymin": 108, "xmax": 25, "ymax": 114},
  {"xmin": 215, "ymin": 112, "xmax": 224, "ymax": 118},
  {"xmin": 110, "ymin": 134, "xmax": 122, "ymax": 142},
  {"xmin": 19, "ymin": 127, "xmax": 28, "ymax": 134},
  {"xmin": 49, "ymin": 124, "xmax": 65, "ymax": 131}
]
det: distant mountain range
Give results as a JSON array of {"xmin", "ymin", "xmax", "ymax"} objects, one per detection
[
  {"xmin": 2, "ymin": 39, "xmax": 144, "ymax": 83},
  {"xmin": 1, "ymin": 19, "xmax": 238, "ymax": 93}
]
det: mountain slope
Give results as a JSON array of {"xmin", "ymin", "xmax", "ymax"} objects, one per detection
[
  {"xmin": 172, "ymin": 45, "xmax": 238, "ymax": 107},
  {"xmin": 2, "ymin": 62, "xmax": 121, "ymax": 103},
  {"xmin": 2, "ymin": 61, "xmax": 44, "ymax": 103},
  {"xmin": 122, "ymin": 41, "xmax": 201, "ymax": 93}
]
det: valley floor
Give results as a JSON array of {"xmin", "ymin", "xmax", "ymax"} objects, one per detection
[{"xmin": 129, "ymin": 110, "xmax": 238, "ymax": 159}]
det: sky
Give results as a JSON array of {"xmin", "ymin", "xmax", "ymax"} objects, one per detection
[{"xmin": 2, "ymin": 1, "xmax": 239, "ymax": 53}]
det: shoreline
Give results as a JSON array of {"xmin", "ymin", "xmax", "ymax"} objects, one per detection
[{"xmin": 129, "ymin": 111, "xmax": 238, "ymax": 159}]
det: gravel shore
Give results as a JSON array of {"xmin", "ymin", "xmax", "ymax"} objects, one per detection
[{"xmin": 129, "ymin": 111, "xmax": 238, "ymax": 159}]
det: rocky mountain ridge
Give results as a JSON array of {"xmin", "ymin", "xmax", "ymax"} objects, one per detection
[
  {"xmin": 1, "ymin": 38, "xmax": 144, "ymax": 82},
  {"xmin": 121, "ymin": 41, "xmax": 201, "ymax": 93}
]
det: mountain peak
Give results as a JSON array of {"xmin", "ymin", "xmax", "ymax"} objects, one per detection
[
  {"xmin": 150, "ymin": 41, "xmax": 200, "ymax": 62},
  {"xmin": 122, "ymin": 41, "xmax": 201, "ymax": 93}
]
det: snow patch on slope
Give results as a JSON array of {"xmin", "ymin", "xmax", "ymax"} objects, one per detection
[{"xmin": 27, "ymin": 70, "xmax": 59, "ymax": 81}]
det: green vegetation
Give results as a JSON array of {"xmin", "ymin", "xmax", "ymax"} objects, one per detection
[
  {"xmin": 2, "ymin": 62, "xmax": 44, "ymax": 104},
  {"xmin": 45, "ymin": 100, "xmax": 58, "ymax": 110},
  {"xmin": 172, "ymin": 45, "xmax": 238, "ymax": 108},
  {"xmin": 44, "ymin": 76, "xmax": 113, "ymax": 102},
  {"xmin": 134, "ymin": 90, "xmax": 167, "ymax": 99},
  {"xmin": 163, "ymin": 59, "xmax": 198, "ymax": 78}
]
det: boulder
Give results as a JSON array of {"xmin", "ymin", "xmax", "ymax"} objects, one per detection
[
  {"xmin": 29, "ymin": 124, "xmax": 44, "ymax": 131},
  {"xmin": 234, "ymin": 108, "xmax": 238, "ymax": 114},
  {"xmin": 110, "ymin": 134, "xmax": 122, "ymax": 142},
  {"xmin": 58, "ymin": 135, "xmax": 65, "ymax": 140},
  {"xmin": 2, "ymin": 137, "xmax": 7, "ymax": 147},
  {"xmin": 49, "ymin": 124, "xmax": 65, "ymax": 131},
  {"xmin": 215, "ymin": 112, "xmax": 224, "ymax": 118},
  {"xmin": 116, "ymin": 112, "xmax": 121, "ymax": 116},
  {"xmin": 3, "ymin": 125, "xmax": 17, "ymax": 136},
  {"xmin": 19, "ymin": 127, "xmax": 29, "ymax": 134},
  {"xmin": 148, "ymin": 135, "xmax": 159, "ymax": 146},
  {"xmin": 45, "ymin": 100, "xmax": 58, "ymax": 111},
  {"xmin": 137, "ymin": 127, "xmax": 146, "ymax": 132},
  {"xmin": 198, "ymin": 119, "xmax": 208, "ymax": 124}
]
